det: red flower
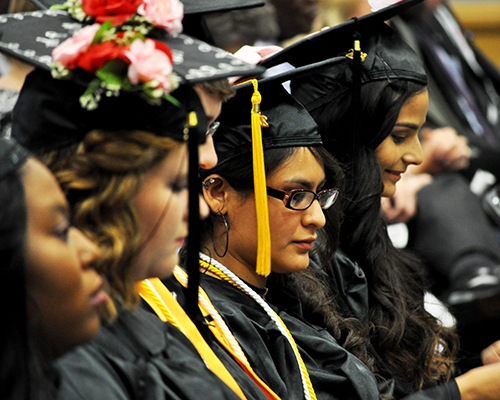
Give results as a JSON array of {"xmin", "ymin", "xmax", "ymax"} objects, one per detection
[
  {"xmin": 82, "ymin": 0, "xmax": 143, "ymax": 25},
  {"xmin": 153, "ymin": 40, "xmax": 173, "ymax": 64},
  {"xmin": 76, "ymin": 41, "xmax": 129, "ymax": 73}
]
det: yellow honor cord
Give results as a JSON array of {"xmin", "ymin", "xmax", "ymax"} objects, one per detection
[
  {"xmin": 137, "ymin": 279, "xmax": 248, "ymax": 400},
  {"xmin": 199, "ymin": 257, "xmax": 318, "ymax": 400},
  {"xmin": 250, "ymin": 79, "xmax": 271, "ymax": 277}
]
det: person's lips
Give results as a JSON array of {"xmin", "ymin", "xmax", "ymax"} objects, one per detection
[
  {"xmin": 90, "ymin": 281, "xmax": 108, "ymax": 308},
  {"xmin": 293, "ymin": 237, "xmax": 316, "ymax": 251},
  {"xmin": 385, "ymin": 169, "xmax": 405, "ymax": 182}
]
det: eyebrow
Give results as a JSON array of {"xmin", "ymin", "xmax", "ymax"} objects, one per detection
[
  {"xmin": 284, "ymin": 177, "xmax": 327, "ymax": 191},
  {"xmin": 393, "ymin": 122, "xmax": 420, "ymax": 130}
]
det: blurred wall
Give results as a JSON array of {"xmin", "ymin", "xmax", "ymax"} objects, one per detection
[{"xmin": 452, "ymin": 0, "xmax": 500, "ymax": 69}]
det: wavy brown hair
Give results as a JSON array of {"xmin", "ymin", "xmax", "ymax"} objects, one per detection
[{"xmin": 40, "ymin": 130, "xmax": 181, "ymax": 312}]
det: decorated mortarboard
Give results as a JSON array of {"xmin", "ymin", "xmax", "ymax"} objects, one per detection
[
  {"xmin": 0, "ymin": 137, "xmax": 29, "ymax": 180},
  {"xmin": 207, "ymin": 79, "xmax": 322, "ymax": 278},
  {"xmin": 0, "ymin": 0, "xmax": 264, "ymax": 151},
  {"xmin": 0, "ymin": 8, "xmax": 264, "ymax": 85}
]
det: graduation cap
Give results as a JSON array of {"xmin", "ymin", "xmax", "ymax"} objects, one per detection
[
  {"xmin": 253, "ymin": 0, "xmax": 427, "ymax": 136},
  {"xmin": 180, "ymin": 0, "xmax": 266, "ymax": 43},
  {"xmin": 259, "ymin": 0, "xmax": 425, "ymax": 70},
  {"xmin": 215, "ymin": 80, "xmax": 322, "ymax": 167},
  {"xmin": 206, "ymin": 79, "xmax": 322, "ymax": 278},
  {"xmin": 0, "ymin": 137, "xmax": 29, "ymax": 180}
]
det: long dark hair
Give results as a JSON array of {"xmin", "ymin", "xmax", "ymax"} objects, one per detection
[
  {"xmin": 198, "ymin": 145, "xmax": 344, "ymax": 266},
  {"xmin": 292, "ymin": 79, "xmax": 459, "ymax": 391},
  {"xmin": 0, "ymin": 166, "xmax": 30, "ymax": 399},
  {"xmin": 0, "ymin": 160, "xmax": 56, "ymax": 400}
]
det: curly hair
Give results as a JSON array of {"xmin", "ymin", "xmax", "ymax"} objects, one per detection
[
  {"xmin": 41, "ymin": 129, "xmax": 181, "ymax": 312},
  {"xmin": 291, "ymin": 79, "xmax": 460, "ymax": 392}
]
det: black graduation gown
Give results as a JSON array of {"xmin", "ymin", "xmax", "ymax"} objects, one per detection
[
  {"xmin": 157, "ymin": 278, "xmax": 272, "ymax": 400},
  {"xmin": 199, "ymin": 272, "xmax": 382, "ymax": 400},
  {"xmin": 315, "ymin": 251, "xmax": 461, "ymax": 400},
  {"xmin": 55, "ymin": 307, "xmax": 243, "ymax": 400}
]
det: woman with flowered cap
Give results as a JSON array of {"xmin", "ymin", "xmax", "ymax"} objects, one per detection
[
  {"xmin": 0, "ymin": 136, "xmax": 105, "ymax": 400},
  {"xmin": 2, "ymin": 1, "xmax": 274, "ymax": 399}
]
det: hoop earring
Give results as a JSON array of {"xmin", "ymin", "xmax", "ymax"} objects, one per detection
[{"xmin": 212, "ymin": 212, "xmax": 229, "ymax": 258}]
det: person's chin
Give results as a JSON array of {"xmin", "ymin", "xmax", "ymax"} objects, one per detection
[
  {"xmin": 290, "ymin": 254, "xmax": 310, "ymax": 273},
  {"xmin": 381, "ymin": 181, "xmax": 396, "ymax": 197},
  {"xmin": 152, "ymin": 255, "xmax": 179, "ymax": 280}
]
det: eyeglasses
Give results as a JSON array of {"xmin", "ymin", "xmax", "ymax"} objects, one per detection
[
  {"xmin": 266, "ymin": 186, "xmax": 339, "ymax": 211},
  {"xmin": 206, "ymin": 121, "xmax": 220, "ymax": 137}
]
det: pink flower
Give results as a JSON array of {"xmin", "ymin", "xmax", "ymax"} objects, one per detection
[
  {"xmin": 137, "ymin": 0, "xmax": 183, "ymax": 34},
  {"xmin": 368, "ymin": 0, "xmax": 402, "ymax": 12},
  {"xmin": 126, "ymin": 38, "xmax": 174, "ymax": 92},
  {"xmin": 52, "ymin": 24, "xmax": 101, "ymax": 68}
]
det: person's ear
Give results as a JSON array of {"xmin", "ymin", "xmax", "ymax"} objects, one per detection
[{"xmin": 202, "ymin": 175, "xmax": 230, "ymax": 214}]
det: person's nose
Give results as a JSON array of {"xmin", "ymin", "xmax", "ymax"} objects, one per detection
[
  {"xmin": 403, "ymin": 135, "xmax": 423, "ymax": 166},
  {"xmin": 199, "ymin": 135, "xmax": 218, "ymax": 170},
  {"xmin": 303, "ymin": 198, "xmax": 326, "ymax": 229},
  {"xmin": 71, "ymin": 228, "xmax": 101, "ymax": 269}
]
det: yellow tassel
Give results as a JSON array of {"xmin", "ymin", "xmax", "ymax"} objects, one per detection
[{"xmin": 250, "ymin": 79, "xmax": 272, "ymax": 277}]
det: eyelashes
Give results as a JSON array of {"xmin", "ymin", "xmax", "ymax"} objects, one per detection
[
  {"xmin": 391, "ymin": 134, "xmax": 406, "ymax": 144},
  {"xmin": 170, "ymin": 179, "xmax": 188, "ymax": 193},
  {"xmin": 55, "ymin": 221, "xmax": 71, "ymax": 242}
]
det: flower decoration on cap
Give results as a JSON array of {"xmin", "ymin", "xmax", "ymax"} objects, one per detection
[{"xmin": 51, "ymin": 0, "xmax": 184, "ymax": 110}]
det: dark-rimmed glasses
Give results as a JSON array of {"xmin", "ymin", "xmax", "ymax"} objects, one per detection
[
  {"xmin": 266, "ymin": 186, "xmax": 339, "ymax": 211},
  {"xmin": 206, "ymin": 121, "xmax": 220, "ymax": 137}
]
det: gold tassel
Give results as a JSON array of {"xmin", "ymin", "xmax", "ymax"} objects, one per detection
[{"xmin": 250, "ymin": 79, "xmax": 271, "ymax": 277}]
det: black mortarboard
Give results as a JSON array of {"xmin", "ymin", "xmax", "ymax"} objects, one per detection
[
  {"xmin": 290, "ymin": 21, "xmax": 427, "ymax": 112},
  {"xmin": 259, "ymin": 0, "xmax": 425, "ymax": 70},
  {"xmin": 0, "ymin": 137, "xmax": 29, "ymax": 179},
  {"xmin": 253, "ymin": 0, "xmax": 427, "ymax": 114},
  {"xmin": 214, "ymin": 81, "xmax": 322, "ymax": 167}
]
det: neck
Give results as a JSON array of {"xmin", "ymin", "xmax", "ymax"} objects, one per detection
[{"xmin": 200, "ymin": 248, "xmax": 268, "ymax": 289}]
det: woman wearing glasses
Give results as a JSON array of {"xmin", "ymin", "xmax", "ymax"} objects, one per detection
[{"xmin": 182, "ymin": 82, "xmax": 382, "ymax": 400}]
